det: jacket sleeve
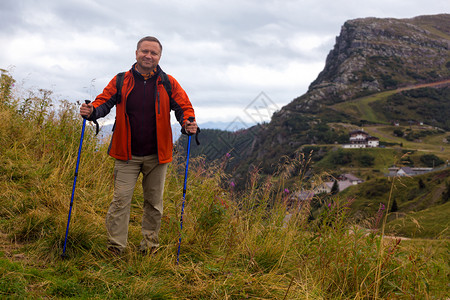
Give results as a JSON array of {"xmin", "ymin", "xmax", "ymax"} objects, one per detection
[
  {"xmin": 168, "ymin": 75, "xmax": 195, "ymax": 127},
  {"xmin": 88, "ymin": 75, "xmax": 119, "ymax": 121}
]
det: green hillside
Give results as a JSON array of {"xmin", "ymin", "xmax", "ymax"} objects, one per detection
[
  {"xmin": 1, "ymin": 70, "xmax": 449, "ymax": 299},
  {"xmin": 386, "ymin": 201, "xmax": 450, "ymax": 238},
  {"xmin": 331, "ymin": 83, "xmax": 450, "ymax": 129},
  {"xmin": 339, "ymin": 168, "xmax": 450, "ymax": 238}
]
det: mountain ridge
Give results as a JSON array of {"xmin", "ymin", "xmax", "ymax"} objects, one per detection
[{"xmin": 284, "ymin": 13, "xmax": 449, "ymax": 113}]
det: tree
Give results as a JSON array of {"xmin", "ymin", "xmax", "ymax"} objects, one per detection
[
  {"xmin": 332, "ymin": 149, "xmax": 352, "ymax": 165},
  {"xmin": 420, "ymin": 154, "xmax": 444, "ymax": 168},
  {"xmin": 393, "ymin": 129, "xmax": 404, "ymax": 137},
  {"xmin": 418, "ymin": 178, "xmax": 425, "ymax": 189},
  {"xmin": 331, "ymin": 180, "xmax": 339, "ymax": 195},
  {"xmin": 390, "ymin": 199, "xmax": 398, "ymax": 212},
  {"xmin": 358, "ymin": 153, "xmax": 375, "ymax": 167},
  {"xmin": 442, "ymin": 182, "xmax": 450, "ymax": 204}
]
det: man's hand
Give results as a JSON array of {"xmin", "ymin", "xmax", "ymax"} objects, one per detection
[
  {"xmin": 185, "ymin": 119, "xmax": 198, "ymax": 135},
  {"xmin": 80, "ymin": 102, "xmax": 94, "ymax": 118}
]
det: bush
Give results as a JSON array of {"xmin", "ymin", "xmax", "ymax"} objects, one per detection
[
  {"xmin": 418, "ymin": 178, "xmax": 425, "ymax": 189},
  {"xmin": 380, "ymin": 74, "xmax": 398, "ymax": 89},
  {"xmin": 442, "ymin": 182, "xmax": 450, "ymax": 204},
  {"xmin": 420, "ymin": 154, "xmax": 444, "ymax": 167},
  {"xmin": 390, "ymin": 199, "xmax": 398, "ymax": 212},
  {"xmin": 0, "ymin": 69, "xmax": 15, "ymax": 107},
  {"xmin": 358, "ymin": 153, "xmax": 375, "ymax": 167},
  {"xmin": 330, "ymin": 149, "xmax": 352, "ymax": 165},
  {"xmin": 364, "ymin": 179, "xmax": 391, "ymax": 198},
  {"xmin": 393, "ymin": 129, "xmax": 404, "ymax": 137}
]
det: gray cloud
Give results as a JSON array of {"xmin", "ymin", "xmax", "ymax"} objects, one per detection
[{"xmin": 0, "ymin": 0, "xmax": 447, "ymax": 125}]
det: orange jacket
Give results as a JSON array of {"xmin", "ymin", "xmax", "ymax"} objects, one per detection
[{"xmin": 90, "ymin": 66, "xmax": 195, "ymax": 163}]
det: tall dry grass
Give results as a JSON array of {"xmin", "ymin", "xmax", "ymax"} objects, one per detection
[{"xmin": 1, "ymin": 70, "xmax": 448, "ymax": 299}]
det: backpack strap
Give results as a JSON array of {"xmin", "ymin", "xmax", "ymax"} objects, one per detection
[
  {"xmin": 115, "ymin": 72, "xmax": 126, "ymax": 104},
  {"xmin": 117, "ymin": 70, "xmax": 170, "ymax": 102},
  {"xmin": 115, "ymin": 70, "xmax": 201, "ymax": 144},
  {"xmin": 115, "ymin": 70, "xmax": 168, "ymax": 104},
  {"xmin": 159, "ymin": 71, "xmax": 173, "ymax": 102}
]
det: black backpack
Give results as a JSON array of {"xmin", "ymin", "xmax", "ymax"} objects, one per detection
[
  {"xmin": 115, "ymin": 71, "xmax": 173, "ymax": 104},
  {"xmin": 114, "ymin": 71, "xmax": 200, "ymax": 144}
]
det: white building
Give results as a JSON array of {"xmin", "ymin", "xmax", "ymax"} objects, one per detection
[
  {"xmin": 388, "ymin": 167, "xmax": 434, "ymax": 177},
  {"xmin": 314, "ymin": 174, "xmax": 364, "ymax": 194},
  {"xmin": 339, "ymin": 173, "xmax": 364, "ymax": 185},
  {"xmin": 342, "ymin": 130, "xmax": 379, "ymax": 148}
]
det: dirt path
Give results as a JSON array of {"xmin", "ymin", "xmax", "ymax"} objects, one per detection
[
  {"xmin": 365, "ymin": 127, "xmax": 398, "ymax": 142},
  {"xmin": 349, "ymin": 225, "xmax": 411, "ymax": 240},
  {"xmin": 395, "ymin": 79, "xmax": 450, "ymax": 92}
]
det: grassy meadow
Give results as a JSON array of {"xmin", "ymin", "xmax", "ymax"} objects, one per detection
[{"xmin": 1, "ymin": 70, "xmax": 449, "ymax": 299}]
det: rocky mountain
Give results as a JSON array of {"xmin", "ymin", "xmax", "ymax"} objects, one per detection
[
  {"xmin": 179, "ymin": 14, "xmax": 450, "ymax": 185},
  {"xmin": 284, "ymin": 14, "xmax": 450, "ymax": 113}
]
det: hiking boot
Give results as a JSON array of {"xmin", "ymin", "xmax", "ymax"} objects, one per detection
[
  {"xmin": 107, "ymin": 247, "xmax": 123, "ymax": 257},
  {"xmin": 140, "ymin": 246, "xmax": 158, "ymax": 256}
]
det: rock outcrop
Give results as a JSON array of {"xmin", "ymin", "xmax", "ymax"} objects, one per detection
[{"xmin": 285, "ymin": 14, "xmax": 450, "ymax": 112}]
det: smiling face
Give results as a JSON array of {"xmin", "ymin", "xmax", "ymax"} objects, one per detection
[{"xmin": 135, "ymin": 41, "xmax": 162, "ymax": 73}]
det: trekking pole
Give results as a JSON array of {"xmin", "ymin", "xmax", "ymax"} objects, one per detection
[
  {"xmin": 61, "ymin": 100, "xmax": 91, "ymax": 258},
  {"xmin": 176, "ymin": 117, "xmax": 195, "ymax": 264}
]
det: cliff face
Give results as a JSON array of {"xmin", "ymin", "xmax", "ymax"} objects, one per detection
[{"xmin": 285, "ymin": 14, "xmax": 450, "ymax": 112}]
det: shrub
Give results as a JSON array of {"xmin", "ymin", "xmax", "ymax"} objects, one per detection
[
  {"xmin": 358, "ymin": 153, "xmax": 375, "ymax": 167},
  {"xmin": 442, "ymin": 181, "xmax": 450, "ymax": 204},
  {"xmin": 420, "ymin": 154, "xmax": 444, "ymax": 167},
  {"xmin": 393, "ymin": 129, "xmax": 404, "ymax": 137},
  {"xmin": 330, "ymin": 149, "xmax": 352, "ymax": 165}
]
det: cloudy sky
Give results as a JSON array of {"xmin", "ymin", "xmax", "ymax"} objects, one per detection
[{"xmin": 1, "ymin": 0, "xmax": 448, "ymax": 129}]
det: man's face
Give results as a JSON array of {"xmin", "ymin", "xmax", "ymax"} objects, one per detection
[{"xmin": 135, "ymin": 41, "xmax": 161, "ymax": 73}]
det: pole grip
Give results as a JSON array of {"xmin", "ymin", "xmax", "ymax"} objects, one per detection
[
  {"xmin": 186, "ymin": 116, "xmax": 200, "ymax": 145},
  {"xmin": 82, "ymin": 100, "xmax": 99, "ymax": 135},
  {"xmin": 186, "ymin": 117, "xmax": 195, "ymax": 136}
]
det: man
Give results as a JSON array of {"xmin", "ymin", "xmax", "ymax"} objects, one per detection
[{"xmin": 80, "ymin": 36, "xmax": 197, "ymax": 254}]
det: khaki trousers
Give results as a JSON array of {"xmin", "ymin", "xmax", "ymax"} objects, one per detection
[{"xmin": 106, "ymin": 155, "xmax": 168, "ymax": 252}]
